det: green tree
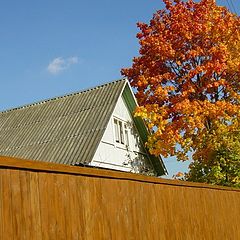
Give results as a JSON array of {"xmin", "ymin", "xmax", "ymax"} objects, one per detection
[{"xmin": 185, "ymin": 130, "xmax": 240, "ymax": 188}]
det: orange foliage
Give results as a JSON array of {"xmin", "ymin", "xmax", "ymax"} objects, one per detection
[{"xmin": 122, "ymin": 0, "xmax": 240, "ymax": 161}]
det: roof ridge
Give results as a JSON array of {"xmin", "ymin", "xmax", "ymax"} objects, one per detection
[{"xmin": 0, "ymin": 78, "xmax": 128, "ymax": 114}]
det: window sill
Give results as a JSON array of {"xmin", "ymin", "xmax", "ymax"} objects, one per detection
[{"xmin": 115, "ymin": 143, "xmax": 129, "ymax": 151}]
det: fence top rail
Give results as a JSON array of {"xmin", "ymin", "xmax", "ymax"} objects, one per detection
[{"xmin": 0, "ymin": 155, "xmax": 239, "ymax": 192}]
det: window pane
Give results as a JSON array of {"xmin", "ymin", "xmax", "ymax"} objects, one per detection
[
  {"xmin": 124, "ymin": 124, "xmax": 129, "ymax": 147},
  {"xmin": 119, "ymin": 121, "xmax": 124, "ymax": 144},
  {"xmin": 114, "ymin": 119, "xmax": 119, "ymax": 142}
]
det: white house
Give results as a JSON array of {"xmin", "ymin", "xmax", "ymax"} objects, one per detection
[{"xmin": 0, "ymin": 79, "xmax": 167, "ymax": 176}]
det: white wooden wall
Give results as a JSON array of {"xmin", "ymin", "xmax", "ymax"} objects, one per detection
[{"xmin": 90, "ymin": 94, "xmax": 153, "ymax": 173}]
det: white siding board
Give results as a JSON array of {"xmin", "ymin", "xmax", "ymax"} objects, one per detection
[{"xmin": 90, "ymin": 94, "xmax": 153, "ymax": 173}]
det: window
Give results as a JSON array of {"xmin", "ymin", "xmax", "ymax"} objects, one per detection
[
  {"xmin": 114, "ymin": 118, "xmax": 129, "ymax": 147},
  {"xmin": 124, "ymin": 123, "xmax": 129, "ymax": 146}
]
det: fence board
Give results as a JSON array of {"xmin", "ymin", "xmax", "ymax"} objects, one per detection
[
  {"xmin": 1, "ymin": 170, "xmax": 14, "ymax": 239},
  {"xmin": 29, "ymin": 172, "xmax": 42, "ymax": 240}
]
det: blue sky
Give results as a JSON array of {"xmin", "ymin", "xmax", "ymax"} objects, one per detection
[{"xmin": 0, "ymin": 0, "xmax": 239, "ymax": 177}]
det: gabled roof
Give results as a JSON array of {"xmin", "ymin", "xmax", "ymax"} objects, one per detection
[
  {"xmin": 0, "ymin": 79, "xmax": 167, "ymax": 175},
  {"xmin": 0, "ymin": 79, "xmax": 126, "ymax": 165}
]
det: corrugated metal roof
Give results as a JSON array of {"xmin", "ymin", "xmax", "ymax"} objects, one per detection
[{"xmin": 0, "ymin": 79, "xmax": 127, "ymax": 165}]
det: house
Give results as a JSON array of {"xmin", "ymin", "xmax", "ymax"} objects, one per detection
[{"xmin": 0, "ymin": 79, "xmax": 167, "ymax": 176}]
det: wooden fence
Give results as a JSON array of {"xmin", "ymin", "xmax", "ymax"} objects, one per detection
[{"xmin": 0, "ymin": 156, "xmax": 239, "ymax": 239}]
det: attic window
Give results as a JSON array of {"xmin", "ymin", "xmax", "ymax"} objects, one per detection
[{"xmin": 114, "ymin": 118, "xmax": 129, "ymax": 146}]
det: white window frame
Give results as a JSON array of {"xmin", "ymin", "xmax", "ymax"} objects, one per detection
[{"xmin": 113, "ymin": 117, "xmax": 130, "ymax": 148}]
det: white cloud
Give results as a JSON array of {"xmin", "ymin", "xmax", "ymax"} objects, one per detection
[{"xmin": 47, "ymin": 56, "xmax": 79, "ymax": 74}]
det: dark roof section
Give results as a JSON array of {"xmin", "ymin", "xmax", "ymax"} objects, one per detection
[{"xmin": 0, "ymin": 79, "xmax": 127, "ymax": 165}]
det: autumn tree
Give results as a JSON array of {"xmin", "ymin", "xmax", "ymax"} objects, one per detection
[
  {"xmin": 178, "ymin": 128, "xmax": 240, "ymax": 187},
  {"xmin": 121, "ymin": 0, "xmax": 240, "ymax": 186}
]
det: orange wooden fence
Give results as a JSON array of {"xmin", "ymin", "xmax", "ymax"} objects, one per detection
[{"xmin": 0, "ymin": 156, "xmax": 239, "ymax": 239}]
